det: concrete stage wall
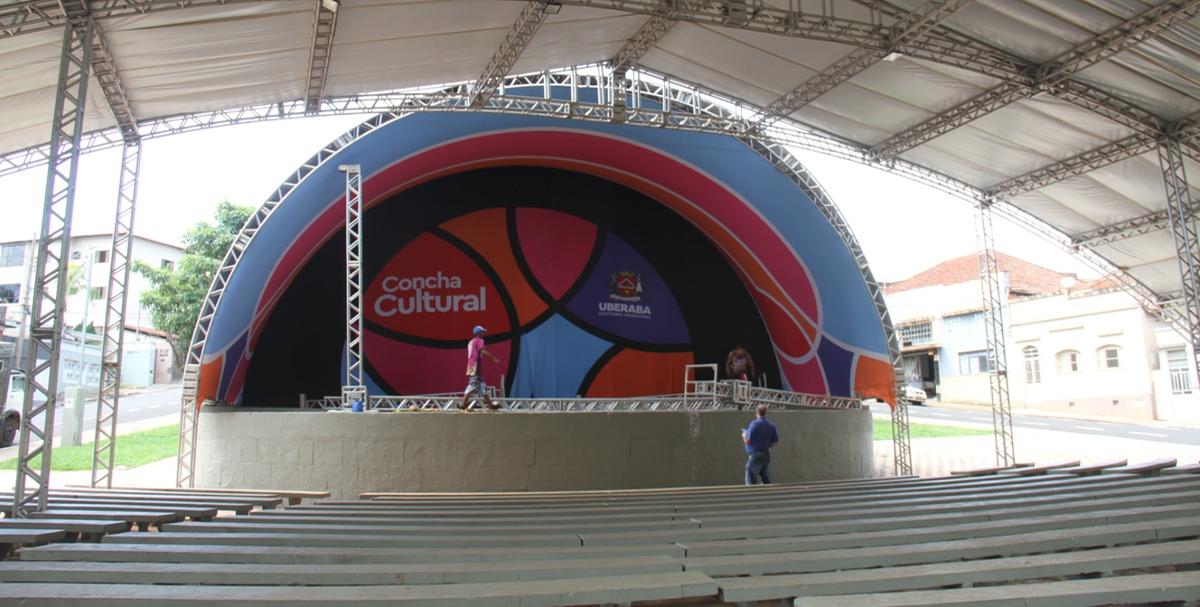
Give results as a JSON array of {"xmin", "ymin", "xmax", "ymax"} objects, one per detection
[{"xmin": 196, "ymin": 407, "xmax": 874, "ymax": 498}]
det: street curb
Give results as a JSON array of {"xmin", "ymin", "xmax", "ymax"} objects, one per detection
[{"xmin": 927, "ymin": 400, "xmax": 1173, "ymax": 428}]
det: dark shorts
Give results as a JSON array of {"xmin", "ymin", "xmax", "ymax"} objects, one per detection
[{"xmin": 464, "ymin": 373, "xmax": 486, "ymax": 396}]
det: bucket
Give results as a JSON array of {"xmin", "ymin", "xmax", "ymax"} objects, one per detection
[{"xmin": 350, "ymin": 399, "xmax": 364, "ymax": 413}]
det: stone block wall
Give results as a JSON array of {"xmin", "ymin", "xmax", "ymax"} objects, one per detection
[{"xmin": 196, "ymin": 407, "xmax": 874, "ymax": 498}]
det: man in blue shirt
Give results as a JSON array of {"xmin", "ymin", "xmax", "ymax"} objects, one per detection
[{"xmin": 742, "ymin": 404, "xmax": 779, "ymax": 485}]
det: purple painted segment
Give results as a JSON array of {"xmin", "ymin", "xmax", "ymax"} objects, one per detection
[{"xmin": 566, "ymin": 234, "xmax": 689, "ymax": 345}]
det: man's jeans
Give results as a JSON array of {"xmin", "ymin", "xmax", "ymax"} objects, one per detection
[{"xmin": 745, "ymin": 450, "xmax": 771, "ymax": 485}]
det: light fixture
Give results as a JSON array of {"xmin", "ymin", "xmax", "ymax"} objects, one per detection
[
  {"xmin": 541, "ymin": 0, "xmax": 562, "ymax": 14},
  {"xmin": 321, "ymin": 0, "xmax": 340, "ymax": 13},
  {"xmin": 883, "ymin": 52, "xmax": 903, "ymax": 62}
]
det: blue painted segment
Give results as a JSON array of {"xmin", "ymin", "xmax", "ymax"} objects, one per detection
[{"xmin": 510, "ymin": 314, "xmax": 614, "ymax": 398}]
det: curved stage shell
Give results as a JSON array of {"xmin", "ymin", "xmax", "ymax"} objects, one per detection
[
  {"xmin": 196, "ymin": 407, "xmax": 874, "ymax": 498},
  {"xmin": 196, "ymin": 111, "xmax": 896, "ymax": 406}
]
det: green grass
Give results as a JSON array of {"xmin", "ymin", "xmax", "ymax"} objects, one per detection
[
  {"xmin": 0, "ymin": 424, "xmax": 178, "ymax": 471},
  {"xmin": 873, "ymin": 418, "xmax": 991, "ymax": 440}
]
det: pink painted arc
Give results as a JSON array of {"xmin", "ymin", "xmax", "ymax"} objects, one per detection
[{"xmin": 515, "ymin": 208, "xmax": 597, "ymax": 300}]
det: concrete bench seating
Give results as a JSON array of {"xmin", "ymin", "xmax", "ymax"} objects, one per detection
[
  {"xmin": 73, "ymin": 485, "xmax": 330, "ymax": 506},
  {"xmin": 0, "ymin": 554, "xmax": 685, "ymax": 586},
  {"xmin": 0, "ymin": 518, "xmax": 130, "ymax": 542},
  {"xmin": 105, "ymin": 531, "xmax": 592, "ymax": 548},
  {"xmin": 1050, "ymin": 459, "xmax": 1128, "ymax": 475},
  {"xmin": 1108, "ymin": 457, "xmax": 1178, "ymax": 474},
  {"xmin": 0, "ymin": 570, "xmax": 719, "ymax": 606},
  {"xmin": 260, "ymin": 484, "xmax": 1182, "ymax": 531},
  {"xmin": 28, "ymin": 509, "xmax": 186, "ymax": 531},
  {"xmin": 21, "ymin": 540, "xmax": 689, "ymax": 564},
  {"xmin": 1165, "ymin": 462, "xmax": 1200, "ymax": 474},
  {"xmin": 716, "ymin": 538, "xmax": 1200, "ymax": 602},
  {"xmin": 0, "ymin": 529, "xmax": 66, "ymax": 558},
  {"xmin": 4, "ymin": 461, "xmax": 1194, "ymax": 607},
  {"xmin": 162, "ymin": 517, "xmax": 700, "ymax": 536},
  {"xmin": 1009, "ymin": 460, "xmax": 1080, "ymax": 475},
  {"xmin": 0, "ymin": 495, "xmax": 256, "ymax": 515},
  {"xmin": 159, "ymin": 477, "xmax": 1200, "ymax": 539},
  {"xmin": 45, "ymin": 489, "xmax": 282, "ymax": 509},
  {"xmin": 343, "ymin": 472, "xmax": 1176, "ymax": 516},
  {"xmin": 683, "ymin": 515, "xmax": 1200, "ymax": 576},
  {"xmin": 679, "ymin": 507, "xmax": 1200, "ymax": 559},
  {"xmin": 949, "ymin": 462, "xmax": 1033, "ymax": 476},
  {"xmin": 1, "ymin": 501, "xmax": 218, "ymax": 521},
  {"xmin": 791, "ymin": 570, "xmax": 1200, "ymax": 607}
]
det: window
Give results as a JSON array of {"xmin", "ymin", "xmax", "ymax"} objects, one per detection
[
  {"xmin": 898, "ymin": 321, "xmax": 932, "ymax": 346},
  {"xmin": 1056, "ymin": 350, "xmax": 1079, "ymax": 374},
  {"xmin": 94, "ymin": 250, "xmax": 108, "ymax": 263},
  {"xmin": 1023, "ymin": 346, "xmax": 1041, "ymax": 384},
  {"xmin": 1097, "ymin": 345, "xmax": 1120, "ymax": 369},
  {"xmin": 160, "ymin": 259, "xmax": 175, "ymax": 271},
  {"xmin": 958, "ymin": 351, "xmax": 989, "ymax": 374},
  {"xmin": 0, "ymin": 283, "xmax": 18, "ymax": 304},
  {"xmin": 88, "ymin": 286, "xmax": 106, "ymax": 301},
  {"xmin": 1168, "ymin": 348, "xmax": 1193, "ymax": 395},
  {"xmin": 0, "ymin": 244, "xmax": 23, "ymax": 267}
]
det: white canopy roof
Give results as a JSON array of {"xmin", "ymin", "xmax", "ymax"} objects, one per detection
[{"xmin": 2, "ymin": 0, "xmax": 1197, "ymax": 326}]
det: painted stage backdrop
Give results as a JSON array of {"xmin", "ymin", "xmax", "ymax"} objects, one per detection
[{"xmin": 195, "ymin": 112, "xmax": 896, "ymax": 405}]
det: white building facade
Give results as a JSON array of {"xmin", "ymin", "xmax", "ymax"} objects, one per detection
[
  {"xmin": 884, "ymin": 255, "xmax": 1199, "ymax": 427},
  {"xmin": 0, "ymin": 234, "xmax": 183, "ymax": 390}
]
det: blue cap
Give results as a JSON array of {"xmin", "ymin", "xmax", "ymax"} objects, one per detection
[{"xmin": 472, "ymin": 325, "xmax": 486, "ymax": 335}]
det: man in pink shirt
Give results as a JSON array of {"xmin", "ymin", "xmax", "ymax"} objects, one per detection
[{"xmin": 460, "ymin": 325, "xmax": 500, "ymax": 411}]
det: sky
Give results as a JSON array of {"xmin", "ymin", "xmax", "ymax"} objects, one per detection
[{"xmin": 0, "ymin": 115, "xmax": 1097, "ymax": 283}]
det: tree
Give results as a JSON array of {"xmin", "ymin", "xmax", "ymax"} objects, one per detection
[{"xmin": 135, "ymin": 201, "xmax": 254, "ymax": 372}]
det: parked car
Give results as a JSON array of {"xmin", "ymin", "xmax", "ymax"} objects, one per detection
[{"xmin": 901, "ymin": 383, "xmax": 928, "ymax": 405}]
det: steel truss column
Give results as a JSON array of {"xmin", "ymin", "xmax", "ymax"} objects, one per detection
[
  {"xmin": 1158, "ymin": 138, "xmax": 1200, "ymax": 391},
  {"xmin": 90, "ymin": 137, "xmax": 140, "ymax": 488},
  {"xmin": 12, "ymin": 17, "xmax": 93, "ymax": 517},
  {"xmin": 976, "ymin": 199, "xmax": 1016, "ymax": 467},
  {"xmin": 341, "ymin": 164, "xmax": 366, "ymax": 407}
]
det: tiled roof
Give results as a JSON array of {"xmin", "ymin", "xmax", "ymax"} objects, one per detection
[{"xmin": 884, "ymin": 253, "xmax": 1072, "ymax": 298}]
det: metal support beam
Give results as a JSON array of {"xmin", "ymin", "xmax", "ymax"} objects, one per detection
[
  {"xmin": 1159, "ymin": 138, "xmax": 1200, "ymax": 394},
  {"xmin": 976, "ymin": 200, "xmax": 1015, "ymax": 468},
  {"xmin": 303, "ymin": 0, "xmax": 339, "ymax": 114},
  {"xmin": 468, "ymin": 1, "xmax": 550, "ymax": 107},
  {"xmin": 340, "ymin": 164, "xmax": 364, "ymax": 406},
  {"xmin": 756, "ymin": 0, "xmax": 975, "ymax": 129},
  {"xmin": 871, "ymin": 0, "xmax": 1200, "ymax": 161},
  {"xmin": 610, "ymin": 8, "xmax": 675, "ymax": 73},
  {"xmin": 90, "ymin": 137, "xmax": 139, "ymax": 488},
  {"xmin": 1071, "ymin": 205, "xmax": 1199, "ymax": 248},
  {"xmin": 85, "ymin": 13, "xmax": 138, "ymax": 139},
  {"xmin": 984, "ymin": 112, "xmax": 1200, "ymax": 201},
  {"xmin": 12, "ymin": 17, "xmax": 93, "ymax": 517}
]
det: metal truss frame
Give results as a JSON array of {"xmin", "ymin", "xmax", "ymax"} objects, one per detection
[
  {"xmin": 755, "ymin": 0, "xmax": 975, "ymax": 129},
  {"xmin": 340, "ymin": 164, "xmax": 365, "ymax": 406},
  {"xmin": 976, "ymin": 199, "xmax": 1015, "ymax": 468},
  {"xmin": 306, "ymin": 382, "xmax": 864, "ymax": 412},
  {"xmin": 1158, "ymin": 138, "xmax": 1200, "ymax": 395},
  {"xmin": 870, "ymin": 0, "xmax": 1200, "ymax": 162},
  {"xmin": 1071, "ymin": 205, "xmax": 1196, "ymax": 249},
  {"xmin": 468, "ymin": 1, "xmax": 549, "ymax": 107},
  {"xmin": 12, "ymin": 17, "xmax": 93, "ymax": 517},
  {"xmin": 90, "ymin": 137, "xmax": 139, "ymax": 488},
  {"xmin": 610, "ymin": 8, "xmax": 674, "ymax": 73},
  {"xmin": 303, "ymin": 0, "xmax": 339, "ymax": 114}
]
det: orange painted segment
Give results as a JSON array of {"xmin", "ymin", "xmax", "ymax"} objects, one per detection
[
  {"xmin": 585, "ymin": 349, "xmax": 695, "ymax": 398},
  {"xmin": 855, "ymin": 355, "xmax": 896, "ymax": 404},
  {"xmin": 439, "ymin": 209, "xmax": 548, "ymax": 326},
  {"xmin": 197, "ymin": 358, "xmax": 223, "ymax": 410}
]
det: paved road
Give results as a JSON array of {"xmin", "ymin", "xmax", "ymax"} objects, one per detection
[
  {"xmin": 869, "ymin": 401, "xmax": 1200, "ymax": 446},
  {"xmin": 13, "ymin": 385, "xmax": 182, "ymax": 444}
]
